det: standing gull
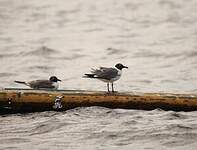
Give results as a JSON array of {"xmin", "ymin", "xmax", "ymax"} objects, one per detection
[
  {"xmin": 14, "ymin": 76, "xmax": 61, "ymax": 90},
  {"xmin": 84, "ymin": 63, "xmax": 128, "ymax": 92}
]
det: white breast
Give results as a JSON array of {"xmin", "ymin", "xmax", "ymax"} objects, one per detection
[
  {"xmin": 110, "ymin": 69, "xmax": 122, "ymax": 82},
  {"xmin": 98, "ymin": 69, "xmax": 122, "ymax": 83},
  {"xmin": 52, "ymin": 82, "xmax": 59, "ymax": 90}
]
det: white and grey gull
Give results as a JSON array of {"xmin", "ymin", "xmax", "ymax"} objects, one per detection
[
  {"xmin": 14, "ymin": 76, "xmax": 61, "ymax": 90},
  {"xmin": 84, "ymin": 63, "xmax": 128, "ymax": 93}
]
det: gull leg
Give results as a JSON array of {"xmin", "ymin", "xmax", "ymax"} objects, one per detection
[
  {"xmin": 112, "ymin": 82, "xmax": 114, "ymax": 93},
  {"xmin": 107, "ymin": 83, "xmax": 110, "ymax": 93}
]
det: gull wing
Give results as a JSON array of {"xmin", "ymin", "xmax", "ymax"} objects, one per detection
[
  {"xmin": 28, "ymin": 80, "xmax": 54, "ymax": 89},
  {"xmin": 91, "ymin": 67, "xmax": 118, "ymax": 80}
]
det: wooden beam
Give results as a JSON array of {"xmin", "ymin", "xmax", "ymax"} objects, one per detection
[{"xmin": 0, "ymin": 88, "xmax": 197, "ymax": 113}]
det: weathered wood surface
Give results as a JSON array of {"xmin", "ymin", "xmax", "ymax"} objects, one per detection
[{"xmin": 0, "ymin": 88, "xmax": 197, "ymax": 113}]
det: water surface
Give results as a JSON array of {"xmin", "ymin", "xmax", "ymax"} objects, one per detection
[{"xmin": 0, "ymin": 0, "xmax": 197, "ymax": 149}]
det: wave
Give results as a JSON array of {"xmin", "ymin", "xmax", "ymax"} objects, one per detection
[
  {"xmin": 106, "ymin": 47, "xmax": 128, "ymax": 55},
  {"xmin": 23, "ymin": 46, "xmax": 59, "ymax": 57}
]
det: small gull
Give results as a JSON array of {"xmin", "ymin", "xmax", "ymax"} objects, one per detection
[
  {"xmin": 84, "ymin": 63, "xmax": 128, "ymax": 93},
  {"xmin": 14, "ymin": 76, "xmax": 61, "ymax": 90}
]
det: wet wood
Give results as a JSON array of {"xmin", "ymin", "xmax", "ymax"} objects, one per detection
[{"xmin": 0, "ymin": 88, "xmax": 197, "ymax": 113}]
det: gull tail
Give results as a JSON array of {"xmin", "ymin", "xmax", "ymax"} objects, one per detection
[{"xmin": 14, "ymin": 81, "xmax": 28, "ymax": 86}]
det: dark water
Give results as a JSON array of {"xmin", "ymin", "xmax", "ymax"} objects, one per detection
[
  {"xmin": 0, "ymin": 0, "xmax": 197, "ymax": 149},
  {"xmin": 0, "ymin": 108, "xmax": 197, "ymax": 150}
]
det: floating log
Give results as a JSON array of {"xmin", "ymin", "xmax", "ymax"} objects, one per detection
[{"xmin": 0, "ymin": 88, "xmax": 197, "ymax": 113}]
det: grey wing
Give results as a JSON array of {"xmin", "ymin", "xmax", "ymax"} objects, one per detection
[
  {"xmin": 29, "ymin": 80, "xmax": 54, "ymax": 89},
  {"xmin": 91, "ymin": 67, "xmax": 118, "ymax": 80}
]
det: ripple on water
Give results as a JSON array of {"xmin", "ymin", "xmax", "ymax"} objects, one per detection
[
  {"xmin": 0, "ymin": 72, "xmax": 17, "ymax": 77},
  {"xmin": 0, "ymin": 138, "xmax": 30, "ymax": 144},
  {"xmin": 162, "ymin": 111, "xmax": 189, "ymax": 120},
  {"xmin": 106, "ymin": 47, "xmax": 128, "ymax": 55},
  {"xmin": 0, "ymin": 107, "xmax": 197, "ymax": 149},
  {"xmin": 23, "ymin": 46, "xmax": 59, "ymax": 57}
]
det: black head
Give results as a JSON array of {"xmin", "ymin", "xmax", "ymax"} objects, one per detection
[
  {"xmin": 49, "ymin": 76, "xmax": 61, "ymax": 82},
  {"xmin": 115, "ymin": 63, "xmax": 128, "ymax": 70}
]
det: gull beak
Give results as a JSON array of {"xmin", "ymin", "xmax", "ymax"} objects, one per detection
[
  {"xmin": 57, "ymin": 79, "xmax": 61, "ymax": 82},
  {"xmin": 123, "ymin": 66, "xmax": 128, "ymax": 69}
]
